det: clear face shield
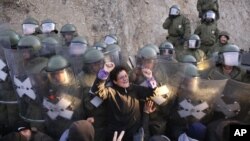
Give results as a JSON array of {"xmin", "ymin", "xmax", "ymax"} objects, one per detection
[
  {"xmin": 40, "ymin": 43, "xmax": 57, "ymax": 57},
  {"xmin": 104, "ymin": 50, "xmax": 121, "ymax": 66},
  {"xmin": 22, "ymin": 24, "xmax": 38, "ymax": 35},
  {"xmin": 47, "ymin": 68, "xmax": 74, "ymax": 86},
  {"xmin": 141, "ymin": 58, "xmax": 156, "ymax": 70},
  {"xmin": 41, "ymin": 23, "xmax": 56, "ymax": 33},
  {"xmin": 188, "ymin": 40, "xmax": 198, "ymax": 49},
  {"xmin": 104, "ymin": 35, "xmax": 117, "ymax": 45},
  {"xmin": 169, "ymin": 7, "xmax": 180, "ymax": 16},
  {"xmin": 69, "ymin": 42, "xmax": 87, "ymax": 56},
  {"xmin": 223, "ymin": 52, "xmax": 239, "ymax": 66},
  {"xmin": 205, "ymin": 11, "xmax": 216, "ymax": 22},
  {"xmin": 85, "ymin": 60, "xmax": 104, "ymax": 74}
]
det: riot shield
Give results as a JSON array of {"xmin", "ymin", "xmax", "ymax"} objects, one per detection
[
  {"xmin": 207, "ymin": 67, "xmax": 228, "ymax": 80},
  {"xmin": 170, "ymin": 78, "xmax": 228, "ymax": 125},
  {"xmin": 0, "ymin": 37, "xmax": 18, "ymax": 104},
  {"xmin": 215, "ymin": 79, "xmax": 250, "ymax": 122},
  {"xmin": 241, "ymin": 52, "xmax": 250, "ymax": 71},
  {"xmin": 3, "ymin": 46, "xmax": 47, "ymax": 124},
  {"xmin": 197, "ymin": 58, "xmax": 215, "ymax": 79}
]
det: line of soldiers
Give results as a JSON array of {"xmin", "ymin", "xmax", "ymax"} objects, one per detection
[{"xmin": 0, "ymin": 0, "xmax": 250, "ymax": 141}]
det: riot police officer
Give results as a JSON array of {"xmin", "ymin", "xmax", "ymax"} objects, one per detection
[
  {"xmin": 163, "ymin": 5, "xmax": 191, "ymax": 51},
  {"xmin": 22, "ymin": 17, "xmax": 41, "ymax": 36},
  {"xmin": 158, "ymin": 41, "xmax": 177, "ymax": 62},
  {"xmin": 103, "ymin": 34, "xmax": 118, "ymax": 45},
  {"xmin": 38, "ymin": 19, "xmax": 60, "ymax": 41},
  {"xmin": 40, "ymin": 37, "xmax": 60, "ymax": 58},
  {"xmin": 60, "ymin": 24, "xmax": 78, "ymax": 47}
]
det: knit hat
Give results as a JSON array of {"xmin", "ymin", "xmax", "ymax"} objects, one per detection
[
  {"xmin": 68, "ymin": 120, "xmax": 95, "ymax": 141},
  {"xmin": 14, "ymin": 121, "xmax": 31, "ymax": 132}
]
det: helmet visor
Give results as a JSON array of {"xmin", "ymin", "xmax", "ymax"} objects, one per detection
[
  {"xmin": 69, "ymin": 43, "xmax": 87, "ymax": 56},
  {"xmin": 47, "ymin": 68, "xmax": 74, "ymax": 85},
  {"xmin": 104, "ymin": 35, "xmax": 117, "ymax": 45},
  {"xmin": 206, "ymin": 12, "xmax": 216, "ymax": 20},
  {"xmin": 160, "ymin": 49, "xmax": 173, "ymax": 55},
  {"xmin": 188, "ymin": 40, "xmax": 197, "ymax": 49},
  {"xmin": 223, "ymin": 52, "xmax": 239, "ymax": 66},
  {"xmin": 169, "ymin": 7, "xmax": 179, "ymax": 16},
  {"xmin": 42, "ymin": 23, "xmax": 55, "ymax": 33},
  {"xmin": 22, "ymin": 24, "xmax": 38, "ymax": 35}
]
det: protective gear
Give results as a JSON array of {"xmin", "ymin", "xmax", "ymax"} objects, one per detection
[
  {"xmin": 218, "ymin": 31, "xmax": 230, "ymax": 40},
  {"xmin": 92, "ymin": 41, "xmax": 107, "ymax": 52},
  {"xmin": 60, "ymin": 24, "xmax": 78, "ymax": 46},
  {"xmin": 82, "ymin": 49, "xmax": 104, "ymax": 75},
  {"xmin": 197, "ymin": 0, "xmax": 220, "ymax": 20},
  {"xmin": 40, "ymin": 37, "xmax": 59, "ymax": 58},
  {"xmin": 139, "ymin": 46, "xmax": 157, "ymax": 60},
  {"xmin": 188, "ymin": 34, "xmax": 201, "ymax": 49},
  {"xmin": 0, "ymin": 29, "xmax": 21, "ymax": 49},
  {"xmin": 22, "ymin": 17, "xmax": 39, "ymax": 35},
  {"xmin": 144, "ymin": 44, "xmax": 160, "ymax": 54},
  {"xmin": 218, "ymin": 44, "xmax": 240, "ymax": 66},
  {"xmin": 18, "ymin": 35, "xmax": 41, "ymax": 52},
  {"xmin": 69, "ymin": 36, "xmax": 88, "ymax": 56},
  {"xmin": 184, "ymin": 64, "xmax": 199, "ymax": 78},
  {"xmin": 158, "ymin": 41, "xmax": 177, "ymax": 62},
  {"xmin": 179, "ymin": 55, "xmax": 197, "ymax": 66},
  {"xmin": 41, "ymin": 19, "xmax": 56, "ymax": 34},
  {"xmin": 203, "ymin": 10, "xmax": 216, "ymax": 23},
  {"xmin": 169, "ymin": 5, "xmax": 181, "ymax": 17},
  {"xmin": 104, "ymin": 34, "xmax": 118, "ymax": 45},
  {"xmin": 104, "ymin": 44, "xmax": 121, "ymax": 66},
  {"xmin": 44, "ymin": 55, "xmax": 83, "ymax": 139}
]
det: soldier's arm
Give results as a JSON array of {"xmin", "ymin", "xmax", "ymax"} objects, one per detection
[
  {"xmin": 183, "ymin": 17, "xmax": 191, "ymax": 40},
  {"xmin": 163, "ymin": 18, "xmax": 172, "ymax": 29}
]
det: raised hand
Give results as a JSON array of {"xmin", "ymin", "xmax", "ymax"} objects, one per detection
[
  {"xmin": 113, "ymin": 131, "xmax": 125, "ymax": 141},
  {"xmin": 104, "ymin": 62, "xmax": 115, "ymax": 73},
  {"xmin": 141, "ymin": 68, "xmax": 153, "ymax": 79}
]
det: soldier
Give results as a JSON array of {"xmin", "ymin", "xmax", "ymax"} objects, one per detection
[
  {"xmin": 22, "ymin": 17, "xmax": 41, "ymax": 36},
  {"xmin": 60, "ymin": 24, "xmax": 78, "ymax": 47},
  {"xmin": 38, "ymin": 19, "xmax": 60, "ymax": 41},
  {"xmin": 158, "ymin": 41, "xmax": 177, "ymax": 62},
  {"xmin": 179, "ymin": 54, "xmax": 197, "ymax": 66},
  {"xmin": 92, "ymin": 41, "xmax": 107, "ymax": 52},
  {"xmin": 208, "ymin": 44, "xmax": 245, "ymax": 81},
  {"xmin": 163, "ymin": 5, "xmax": 191, "ymax": 51},
  {"xmin": 207, "ymin": 31, "xmax": 230, "ymax": 57},
  {"xmin": 195, "ymin": 10, "xmax": 219, "ymax": 55},
  {"xmin": 0, "ymin": 30, "xmax": 21, "ymax": 136},
  {"xmin": 43, "ymin": 55, "xmax": 83, "ymax": 139},
  {"xmin": 40, "ymin": 37, "xmax": 60, "ymax": 58},
  {"xmin": 103, "ymin": 34, "xmax": 118, "ymax": 45},
  {"xmin": 180, "ymin": 34, "xmax": 206, "ymax": 63},
  {"xmin": 197, "ymin": 0, "xmax": 220, "ymax": 21}
]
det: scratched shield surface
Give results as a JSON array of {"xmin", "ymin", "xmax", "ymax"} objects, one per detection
[
  {"xmin": 216, "ymin": 79, "xmax": 250, "ymax": 122},
  {"xmin": 3, "ymin": 41, "xmax": 48, "ymax": 123},
  {"xmin": 170, "ymin": 78, "xmax": 228, "ymax": 125}
]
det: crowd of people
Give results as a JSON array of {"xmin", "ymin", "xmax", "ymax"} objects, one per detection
[{"xmin": 0, "ymin": 0, "xmax": 250, "ymax": 141}]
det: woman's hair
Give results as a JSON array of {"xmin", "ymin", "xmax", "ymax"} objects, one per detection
[{"xmin": 110, "ymin": 65, "xmax": 128, "ymax": 82}]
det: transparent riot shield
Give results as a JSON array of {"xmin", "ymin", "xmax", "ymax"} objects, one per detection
[
  {"xmin": 197, "ymin": 58, "xmax": 216, "ymax": 79},
  {"xmin": 215, "ymin": 79, "xmax": 250, "ymax": 122},
  {"xmin": 171, "ymin": 77, "xmax": 228, "ymax": 125},
  {"xmin": 103, "ymin": 46, "xmax": 121, "ymax": 66},
  {"xmin": 43, "ymin": 66, "xmax": 83, "ymax": 138},
  {"xmin": 0, "ymin": 37, "xmax": 18, "ymax": 104},
  {"xmin": 3, "ymin": 46, "xmax": 47, "ymax": 125}
]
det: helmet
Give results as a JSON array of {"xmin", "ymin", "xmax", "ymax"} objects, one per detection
[
  {"xmin": 41, "ymin": 37, "xmax": 59, "ymax": 57},
  {"xmin": 144, "ymin": 44, "xmax": 160, "ymax": 54},
  {"xmin": 69, "ymin": 36, "xmax": 88, "ymax": 56},
  {"xmin": 139, "ymin": 46, "xmax": 157, "ymax": 59},
  {"xmin": 0, "ymin": 29, "xmax": 21, "ymax": 49},
  {"xmin": 92, "ymin": 41, "xmax": 107, "ymax": 52},
  {"xmin": 180, "ymin": 55, "xmax": 197, "ymax": 66},
  {"xmin": 104, "ymin": 44, "xmax": 121, "ymax": 65},
  {"xmin": 218, "ymin": 31, "xmax": 230, "ymax": 40},
  {"xmin": 188, "ymin": 34, "xmax": 201, "ymax": 49},
  {"xmin": 184, "ymin": 64, "xmax": 199, "ymax": 78},
  {"xmin": 60, "ymin": 24, "xmax": 77, "ymax": 34},
  {"xmin": 17, "ymin": 35, "xmax": 41, "ymax": 51},
  {"xmin": 219, "ymin": 44, "xmax": 240, "ymax": 66},
  {"xmin": 41, "ymin": 19, "xmax": 56, "ymax": 33},
  {"xmin": 46, "ymin": 55, "xmax": 70, "ymax": 72},
  {"xmin": 203, "ymin": 10, "xmax": 216, "ymax": 23},
  {"xmin": 159, "ymin": 41, "xmax": 174, "ymax": 55},
  {"xmin": 83, "ymin": 49, "xmax": 104, "ymax": 64},
  {"xmin": 104, "ymin": 34, "xmax": 118, "ymax": 45},
  {"xmin": 169, "ymin": 5, "xmax": 181, "ymax": 16},
  {"xmin": 105, "ymin": 44, "xmax": 121, "ymax": 53},
  {"xmin": 22, "ymin": 17, "xmax": 39, "ymax": 35}
]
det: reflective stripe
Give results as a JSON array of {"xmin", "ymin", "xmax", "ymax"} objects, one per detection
[
  {"xmin": 19, "ymin": 114, "xmax": 45, "ymax": 123},
  {"xmin": 0, "ymin": 100, "xmax": 18, "ymax": 104}
]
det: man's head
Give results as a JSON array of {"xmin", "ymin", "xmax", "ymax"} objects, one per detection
[
  {"xmin": 68, "ymin": 120, "xmax": 95, "ymax": 141},
  {"xmin": 218, "ymin": 31, "xmax": 230, "ymax": 45},
  {"xmin": 110, "ymin": 66, "xmax": 130, "ymax": 88},
  {"xmin": 14, "ymin": 121, "xmax": 32, "ymax": 141}
]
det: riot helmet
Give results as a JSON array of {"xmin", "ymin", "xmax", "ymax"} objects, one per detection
[
  {"xmin": 180, "ymin": 55, "xmax": 197, "ymax": 66},
  {"xmin": 60, "ymin": 24, "xmax": 78, "ymax": 44},
  {"xmin": 41, "ymin": 19, "xmax": 56, "ymax": 34},
  {"xmin": 104, "ymin": 34, "xmax": 118, "ymax": 45},
  {"xmin": 218, "ymin": 31, "xmax": 230, "ymax": 45},
  {"xmin": 169, "ymin": 5, "xmax": 181, "ymax": 18},
  {"xmin": 188, "ymin": 34, "xmax": 201, "ymax": 49},
  {"xmin": 0, "ymin": 29, "xmax": 21, "ymax": 49},
  {"xmin": 40, "ymin": 37, "xmax": 59, "ymax": 57},
  {"xmin": 159, "ymin": 41, "xmax": 175, "ymax": 56},
  {"xmin": 46, "ymin": 55, "xmax": 74, "ymax": 85},
  {"xmin": 92, "ymin": 41, "xmax": 107, "ymax": 52},
  {"xmin": 219, "ymin": 44, "xmax": 240, "ymax": 66},
  {"xmin": 83, "ymin": 49, "xmax": 104, "ymax": 74},
  {"xmin": 69, "ymin": 36, "xmax": 88, "ymax": 56},
  {"xmin": 22, "ymin": 17, "xmax": 39, "ymax": 35},
  {"xmin": 203, "ymin": 10, "xmax": 216, "ymax": 23},
  {"xmin": 137, "ymin": 46, "xmax": 157, "ymax": 70},
  {"xmin": 144, "ymin": 43, "xmax": 160, "ymax": 55}
]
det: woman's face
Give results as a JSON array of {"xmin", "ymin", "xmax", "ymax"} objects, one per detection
[{"xmin": 113, "ymin": 70, "xmax": 130, "ymax": 88}]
